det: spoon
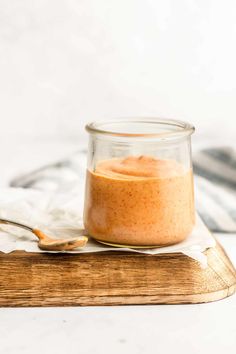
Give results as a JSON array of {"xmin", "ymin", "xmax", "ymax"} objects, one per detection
[{"xmin": 0, "ymin": 218, "xmax": 88, "ymax": 251}]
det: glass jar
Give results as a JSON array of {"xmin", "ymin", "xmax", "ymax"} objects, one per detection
[{"xmin": 84, "ymin": 118, "xmax": 195, "ymax": 248}]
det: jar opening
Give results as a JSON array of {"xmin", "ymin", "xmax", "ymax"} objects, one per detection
[{"xmin": 86, "ymin": 118, "xmax": 194, "ymax": 141}]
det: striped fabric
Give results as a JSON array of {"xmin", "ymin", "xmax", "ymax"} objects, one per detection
[
  {"xmin": 193, "ymin": 147, "xmax": 236, "ymax": 233},
  {"xmin": 11, "ymin": 147, "xmax": 236, "ymax": 233}
]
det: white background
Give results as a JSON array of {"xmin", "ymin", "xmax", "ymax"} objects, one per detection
[
  {"xmin": 0, "ymin": 3, "xmax": 236, "ymax": 353},
  {"xmin": 0, "ymin": 0, "xmax": 236, "ymax": 141}
]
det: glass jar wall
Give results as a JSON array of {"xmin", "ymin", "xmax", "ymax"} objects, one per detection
[{"xmin": 83, "ymin": 118, "xmax": 195, "ymax": 247}]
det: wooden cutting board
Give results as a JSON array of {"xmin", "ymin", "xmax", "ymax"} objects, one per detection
[{"xmin": 0, "ymin": 240, "xmax": 235, "ymax": 307}]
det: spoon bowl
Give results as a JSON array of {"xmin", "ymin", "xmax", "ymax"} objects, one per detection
[
  {"xmin": 33, "ymin": 229, "xmax": 88, "ymax": 251},
  {"xmin": 0, "ymin": 219, "xmax": 88, "ymax": 251}
]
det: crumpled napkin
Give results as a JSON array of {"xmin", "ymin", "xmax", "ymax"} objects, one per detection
[{"xmin": 0, "ymin": 185, "xmax": 215, "ymax": 267}]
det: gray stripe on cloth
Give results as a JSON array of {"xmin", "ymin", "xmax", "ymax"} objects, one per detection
[
  {"xmin": 195, "ymin": 178, "xmax": 236, "ymax": 232},
  {"xmin": 193, "ymin": 163, "xmax": 236, "ymax": 190},
  {"xmin": 203, "ymin": 185, "xmax": 236, "ymax": 224},
  {"xmin": 204, "ymin": 147, "xmax": 236, "ymax": 170}
]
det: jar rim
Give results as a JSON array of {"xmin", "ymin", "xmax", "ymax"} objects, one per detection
[{"xmin": 85, "ymin": 118, "xmax": 195, "ymax": 141}]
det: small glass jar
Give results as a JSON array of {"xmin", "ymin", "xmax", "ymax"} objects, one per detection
[{"xmin": 84, "ymin": 118, "xmax": 195, "ymax": 248}]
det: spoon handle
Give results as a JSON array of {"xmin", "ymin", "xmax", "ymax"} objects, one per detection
[{"xmin": 0, "ymin": 218, "xmax": 33, "ymax": 232}]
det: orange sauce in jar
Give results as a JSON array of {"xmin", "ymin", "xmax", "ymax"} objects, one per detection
[{"xmin": 84, "ymin": 156, "xmax": 195, "ymax": 247}]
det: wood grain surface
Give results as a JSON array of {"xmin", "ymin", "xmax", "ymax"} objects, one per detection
[{"xmin": 0, "ymin": 241, "xmax": 235, "ymax": 307}]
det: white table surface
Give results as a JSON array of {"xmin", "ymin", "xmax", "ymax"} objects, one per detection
[{"xmin": 0, "ymin": 136, "xmax": 236, "ymax": 354}]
